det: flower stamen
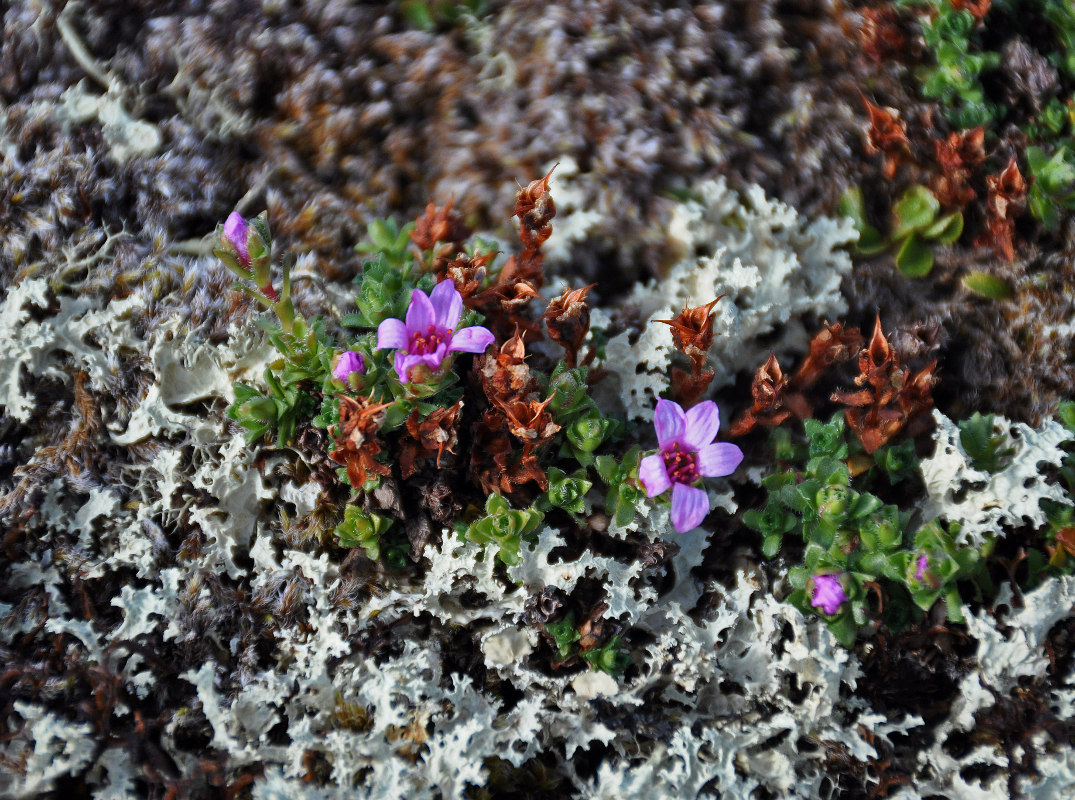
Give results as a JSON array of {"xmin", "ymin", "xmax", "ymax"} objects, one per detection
[
  {"xmin": 662, "ymin": 443, "xmax": 699, "ymax": 484},
  {"xmin": 409, "ymin": 325, "xmax": 449, "ymax": 355}
]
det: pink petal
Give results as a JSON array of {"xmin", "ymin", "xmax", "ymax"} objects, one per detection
[
  {"xmin": 696, "ymin": 442, "xmax": 743, "ymax": 478},
  {"xmin": 405, "ymin": 288, "xmax": 435, "ymax": 334},
  {"xmin": 430, "ymin": 279, "xmax": 463, "ymax": 331},
  {"xmin": 653, "ymin": 398, "xmax": 685, "ymax": 448},
  {"xmin": 332, "ymin": 351, "xmax": 365, "ymax": 382},
  {"xmin": 683, "ymin": 401, "xmax": 721, "ymax": 450},
  {"xmin": 223, "ymin": 212, "xmax": 250, "ymax": 264},
  {"xmin": 393, "ymin": 351, "xmax": 417, "ymax": 383},
  {"xmin": 638, "ymin": 454, "xmax": 671, "ymax": 498},
  {"xmin": 670, "ymin": 483, "xmax": 709, "ymax": 532},
  {"xmin": 449, "ymin": 325, "xmax": 495, "ymax": 354},
  {"xmin": 377, "ymin": 318, "xmax": 409, "ymax": 351}
]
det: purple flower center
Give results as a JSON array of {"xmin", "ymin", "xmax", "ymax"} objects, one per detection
[
  {"xmin": 409, "ymin": 325, "xmax": 450, "ymax": 355},
  {"xmin": 662, "ymin": 443, "xmax": 699, "ymax": 484}
]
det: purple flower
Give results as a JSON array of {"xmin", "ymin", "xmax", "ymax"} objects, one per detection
[
  {"xmin": 333, "ymin": 351, "xmax": 365, "ymax": 383},
  {"xmin": 376, "ymin": 280, "xmax": 495, "ymax": 384},
  {"xmin": 914, "ymin": 554, "xmax": 929, "ymax": 583},
  {"xmin": 638, "ymin": 398, "xmax": 744, "ymax": 532},
  {"xmin": 223, "ymin": 212, "xmax": 250, "ymax": 267},
  {"xmin": 810, "ymin": 573, "xmax": 847, "ymax": 615}
]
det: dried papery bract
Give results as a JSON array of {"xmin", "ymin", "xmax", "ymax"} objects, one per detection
[
  {"xmin": 329, "ymin": 395, "xmax": 392, "ymax": 488},
  {"xmin": 729, "ymin": 353, "xmax": 812, "ymax": 436},
  {"xmin": 544, "ymin": 284, "xmax": 594, "ymax": 367},
  {"xmin": 981, "ymin": 155, "xmax": 1027, "ymax": 263},
  {"xmin": 863, "ymin": 98, "xmax": 911, "ymax": 181}
]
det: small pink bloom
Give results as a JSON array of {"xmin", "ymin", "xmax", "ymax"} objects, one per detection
[
  {"xmin": 223, "ymin": 212, "xmax": 250, "ymax": 267},
  {"xmin": 915, "ymin": 554, "xmax": 929, "ymax": 582},
  {"xmin": 638, "ymin": 398, "xmax": 743, "ymax": 532},
  {"xmin": 810, "ymin": 574, "xmax": 847, "ymax": 615},
  {"xmin": 376, "ymin": 280, "xmax": 495, "ymax": 384},
  {"xmin": 333, "ymin": 351, "xmax": 365, "ymax": 383}
]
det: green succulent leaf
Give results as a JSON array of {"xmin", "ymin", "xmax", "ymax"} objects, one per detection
[
  {"xmin": 895, "ymin": 233, "xmax": 934, "ymax": 278},
  {"xmin": 892, "ymin": 186, "xmax": 940, "ymax": 240},
  {"xmin": 962, "ymin": 271, "xmax": 1014, "ymax": 300}
]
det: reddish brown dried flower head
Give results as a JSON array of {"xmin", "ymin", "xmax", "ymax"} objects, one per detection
[
  {"xmin": 832, "ymin": 317, "xmax": 937, "ymax": 453},
  {"xmin": 544, "ymin": 284, "xmax": 594, "ymax": 367},
  {"xmin": 411, "ymin": 198, "xmax": 470, "ymax": 254},
  {"xmin": 792, "ymin": 322, "xmax": 864, "ymax": 388},
  {"xmin": 480, "ymin": 330, "xmax": 537, "ymax": 401},
  {"xmin": 658, "ymin": 296, "xmax": 723, "ymax": 368},
  {"xmin": 859, "ymin": 7, "xmax": 906, "ymax": 63},
  {"xmin": 445, "ymin": 251, "xmax": 495, "ymax": 301},
  {"xmin": 500, "ymin": 394, "xmax": 561, "ymax": 443},
  {"xmin": 983, "ymin": 155, "xmax": 1027, "ymax": 262},
  {"xmin": 951, "ymin": 0, "xmax": 991, "ymax": 22},
  {"xmin": 729, "ymin": 353, "xmax": 810, "ymax": 436},
  {"xmin": 863, "ymin": 98, "xmax": 910, "ymax": 180},
  {"xmin": 514, "ymin": 168, "xmax": 557, "ymax": 237},
  {"xmin": 329, "ymin": 395, "xmax": 393, "ymax": 488},
  {"xmin": 400, "ymin": 400, "xmax": 462, "ymax": 478},
  {"xmin": 932, "ymin": 128, "xmax": 986, "ymax": 208}
]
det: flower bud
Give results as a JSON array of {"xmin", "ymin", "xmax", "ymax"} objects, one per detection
[
  {"xmin": 566, "ymin": 414, "xmax": 609, "ymax": 454},
  {"xmin": 239, "ymin": 396, "xmax": 278, "ymax": 422},
  {"xmin": 223, "ymin": 212, "xmax": 251, "ymax": 267},
  {"xmin": 333, "ymin": 351, "xmax": 366, "ymax": 386}
]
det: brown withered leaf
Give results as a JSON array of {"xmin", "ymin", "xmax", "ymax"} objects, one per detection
[
  {"xmin": 1056, "ymin": 527, "xmax": 1075, "ymax": 557},
  {"xmin": 544, "ymin": 284, "xmax": 594, "ymax": 367},
  {"xmin": 981, "ymin": 155, "xmax": 1026, "ymax": 262},
  {"xmin": 670, "ymin": 366, "xmax": 717, "ymax": 409},
  {"xmin": 863, "ymin": 98, "xmax": 910, "ymax": 180},
  {"xmin": 399, "ymin": 400, "xmax": 463, "ymax": 479}
]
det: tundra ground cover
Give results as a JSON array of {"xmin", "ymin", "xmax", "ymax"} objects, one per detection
[{"xmin": 2, "ymin": 2, "xmax": 1075, "ymax": 798}]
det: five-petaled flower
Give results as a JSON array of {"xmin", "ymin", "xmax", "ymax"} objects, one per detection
[
  {"xmin": 333, "ymin": 351, "xmax": 365, "ymax": 384},
  {"xmin": 638, "ymin": 398, "xmax": 743, "ymax": 532},
  {"xmin": 810, "ymin": 573, "xmax": 847, "ymax": 616},
  {"xmin": 377, "ymin": 280, "xmax": 495, "ymax": 384}
]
